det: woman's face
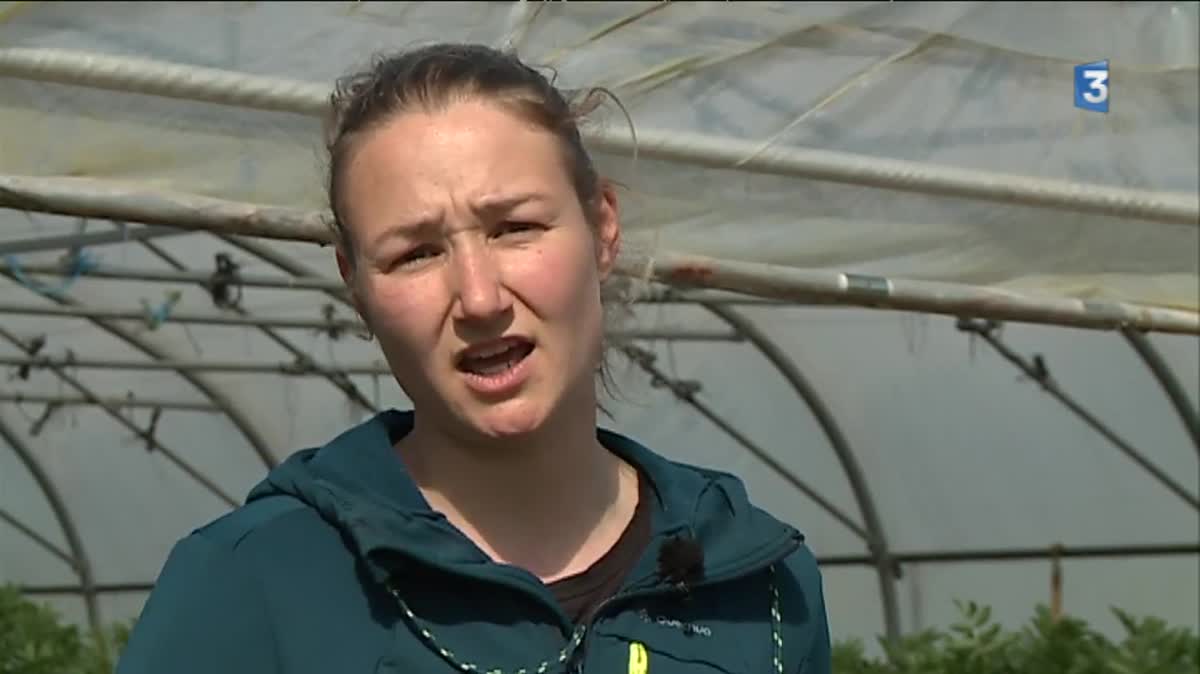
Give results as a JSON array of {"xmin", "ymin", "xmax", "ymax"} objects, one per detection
[{"xmin": 336, "ymin": 99, "xmax": 620, "ymax": 443}]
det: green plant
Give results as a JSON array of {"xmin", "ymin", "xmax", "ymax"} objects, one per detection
[
  {"xmin": 2, "ymin": 584, "xmax": 1197, "ymax": 673},
  {"xmin": 0, "ymin": 584, "xmax": 84, "ymax": 674},
  {"xmin": 0, "ymin": 585, "xmax": 129, "ymax": 674},
  {"xmin": 834, "ymin": 600, "xmax": 1200, "ymax": 674}
]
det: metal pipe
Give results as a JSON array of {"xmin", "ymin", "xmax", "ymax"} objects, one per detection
[
  {"xmin": 618, "ymin": 343, "xmax": 870, "ymax": 542},
  {"xmin": 0, "ymin": 392, "xmax": 219, "ymax": 412},
  {"xmin": 131, "ymin": 231, "xmax": 379, "ymax": 414},
  {"xmin": 216, "ymin": 234, "xmax": 350, "ymax": 303},
  {"xmin": 0, "ymin": 300, "xmax": 364, "ymax": 331},
  {"xmin": 0, "ymin": 353, "xmax": 387, "ymax": 376},
  {"xmin": 202, "ymin": 234, "xmax": 391, "ymax": 416},
  {"xmin": 1122, "ymin": 327, "xmax": 1200, "ymax": 457},
  {"xmin": 4, "ymin": 260, "xmax": 788, "ymax": 306},
  {"xmin": 0, "ymin": 174, "xmax": 331, "ymax": 242},
  {"xmin": 612, "ymin": 329, "xmax": 744, "ymax": 342},
  {"xmin": 18, "ymin": 542, "xmax": 1199, "ymax": 596},
  {"xmin": 640, "ymin": 252, "xmax": 1200, "ymax": 335},
  {"xmin": 20, "ymin": 582, "xmax": 156, "ymax": 595},
  {"xmin": 0, "ymin": 506, "xmax": 78, "ymax": 570},
  {"xmin": 0, "ymin": 413, "xmax": 103, "ymax": 636},
  {"xmin": 636, "ymin": 287, "xmax": 789, "ymax": 306},
  {"xmin": 818, "ymin": 542, "xmax": 1200, "ymax": 566},
  {"xmin": 700, "ymin": 303, "xmax": 903, "ymax": 643},
  {"xmin": 0, "ymin": 225, "xmax": 188, "ymax": 256},
  {"xmin": 0, "ymin": 265, "xmax": 280, "ymax": 471},
  {"xmin": 958, "ymin": 319, "xmax": 1200, "ymax": 511},
  {"xmin": 0, "ymin": 334, "xmax": 707, "ymax": 376},
  {"xmin": 0, "ymin": 327, "xmax": 240, "ymax": 508},
  {"xmin": 6, "ymin": 260, "xmax": 345, "ymax": 291},
  {"xmin": 0, "ymin": 304, "xmax": 742, "ymax": 341},
  {"xmin": 4, "ymin": 176, "xmax": 1196, "ymax": 334},
  {"xmin": 1, "ymin": 47, "xmax": 1196, "ymax": 226},
  {"xmin": 7, "ymin": 176, "xmax": 1190, "ymax": 333}
]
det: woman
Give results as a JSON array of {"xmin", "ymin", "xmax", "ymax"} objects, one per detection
[{"xmin": 117, "ymin": 43, "xmax": 832, "ymax": 674}]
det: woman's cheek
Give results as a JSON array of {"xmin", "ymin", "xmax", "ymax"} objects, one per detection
[
  {"xmin": 504, "ymin": 238, "xmax": 598, "ymax": 315},
  {"xmin": 364, "ymin": 278, "xmax": 439, "ymax": 338}
]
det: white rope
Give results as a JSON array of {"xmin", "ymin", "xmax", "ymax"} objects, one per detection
[
  {"xmin": 0, "ymin": 47, "xmax": 328, "ymax": 115},
  {"xmin": 1, "ymin": 47, "xmax": 1195, "ymax": 227}
]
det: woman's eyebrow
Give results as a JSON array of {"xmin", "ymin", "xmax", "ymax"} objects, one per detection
[
  {"xmin": 368, "ymin": 191, "xmax": 554, "ymax": 248},
  {"xmin": 471, "ymin": 190, "xmax": 551, "ymax": 217},
  {"xmin": 367, "ymin": 215, "xmax": 442, "ymax": 249}
]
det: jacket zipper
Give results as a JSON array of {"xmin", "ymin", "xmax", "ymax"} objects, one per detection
[{"xmin": 565, "ymin": 531, "xmax": 802, "ymax": 673}]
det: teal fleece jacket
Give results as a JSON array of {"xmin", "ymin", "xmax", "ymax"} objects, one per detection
[{"xmin": 117, "ymin": 410, "xmax": 832, "ymax": 674}]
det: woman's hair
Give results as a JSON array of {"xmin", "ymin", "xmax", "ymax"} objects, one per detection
[{"xmin": 324, "ymin": 42, "xmax": 630, "ymax": 410}]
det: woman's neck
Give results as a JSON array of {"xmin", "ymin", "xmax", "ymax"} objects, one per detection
[{"xmin": 397, "ymin": 406, "xmax": 640, "ymax": 582}]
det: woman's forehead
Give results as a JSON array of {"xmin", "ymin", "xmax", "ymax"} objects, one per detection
[
  {"xmin": 344, "ymin": 103, "xmax": 576, "ymax": 206},
  {"xmin": 369, "ymin": 100, "xmax": 561, "ymax": 165}
]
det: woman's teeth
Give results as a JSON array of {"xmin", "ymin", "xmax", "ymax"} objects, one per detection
[{"xmin": 458, "ymin": 341, "xmax": 534, "ymax": 375}]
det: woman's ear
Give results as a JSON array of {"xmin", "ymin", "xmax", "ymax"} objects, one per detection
[{"xmin": 593, "ymin": 181, "xmax": 622, "ymax": 280}]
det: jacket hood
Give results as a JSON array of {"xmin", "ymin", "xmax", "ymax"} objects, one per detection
[{"xmin": 246, "ymin": 410, "xmax": 802, "ymax": 591}]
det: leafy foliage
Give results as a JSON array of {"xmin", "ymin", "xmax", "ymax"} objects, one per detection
[
  {"xmin": 2, "ymin": 585, "xmax": 1197, "ymax": 673},
  {"xmin": 833, "ymin": 600, "xmax": 1200, "ymax": 674},
  {"xmin": 0, "ymin": 585, "xmax": 128, "ymax": 674}
]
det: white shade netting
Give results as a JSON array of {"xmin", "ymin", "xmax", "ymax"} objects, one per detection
[{"xmin": 0, "ymin": 0, "xmax": 1197, "ymax": 652}]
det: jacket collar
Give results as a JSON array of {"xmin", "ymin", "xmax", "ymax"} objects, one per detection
[{"xmin": 247, "ymin": 410, "xmax": 802, "ymax": 590}]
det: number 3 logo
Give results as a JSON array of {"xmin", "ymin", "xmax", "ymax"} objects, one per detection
[
  {"xmin": 1074, "ymin": 60, "xmax": 1110, "ymax": 113},
  {"xmin": 1081, "ymin": 69, "xmax": 1109, "ymax": 103}
]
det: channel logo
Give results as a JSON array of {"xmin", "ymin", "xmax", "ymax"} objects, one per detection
[{"xmin": 1074, "ymin": 60, "xmax": 1109, "ymax": 113}]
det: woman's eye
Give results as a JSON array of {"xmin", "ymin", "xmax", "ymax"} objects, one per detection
[
  {"xmin": 394, "ymin": 245, "xmax": 439, "ymax": 269},
  {"xmin": 489, "ymin": 221, "xmax": 542, "ymax": 239},
  {"xmin": 495, "ymin": 220, "xmax": 540, "ymax": 237}
]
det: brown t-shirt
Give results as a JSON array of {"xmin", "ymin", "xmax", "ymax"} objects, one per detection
[{"xmin": 548, "ymin": 472, "xmax": 652, "ymax": 623}]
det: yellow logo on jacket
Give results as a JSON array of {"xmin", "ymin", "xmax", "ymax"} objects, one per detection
[{"xmin": 628, "ymin": 641, "xmax": 649, "ymax": 674}]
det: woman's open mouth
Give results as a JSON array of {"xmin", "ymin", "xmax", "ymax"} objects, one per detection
[{"xmin": 455, "ymin": 337, "xmax": 536, "ymax": 395}]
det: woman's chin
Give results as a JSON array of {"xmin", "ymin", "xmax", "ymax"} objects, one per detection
[{"xmin": 467, "ymin": 398, "xmax": 550, "ymax": 440}]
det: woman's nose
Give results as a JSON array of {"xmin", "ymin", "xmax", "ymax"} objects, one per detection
[{"xmin": 450, "ymin": 244, "xmax": 512, "ymax": 322}]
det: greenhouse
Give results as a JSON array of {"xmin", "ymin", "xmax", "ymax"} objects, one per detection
[{"xmin": 1, "ymin": 2, "xmax": 1197, "ymax": 671}]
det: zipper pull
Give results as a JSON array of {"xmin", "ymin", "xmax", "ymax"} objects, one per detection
[{"xmin": 627, "ymin": 642, "xmax": 650, "ymax": 674}]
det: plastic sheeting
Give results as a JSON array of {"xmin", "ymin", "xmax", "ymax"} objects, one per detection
[
  {"xmin": 1, "ymin": 0, "xmax": 1198, "ymax": 650},
  {"xmin": 1, "ymin": 1, "xmax": 1197, "ymax": 309}
]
